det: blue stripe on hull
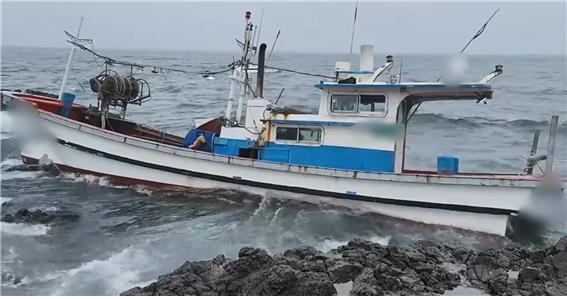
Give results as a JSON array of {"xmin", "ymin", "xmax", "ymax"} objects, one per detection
[{"xmin": 213, "ymin": 138, "xmax": 394, "ymax": 173}]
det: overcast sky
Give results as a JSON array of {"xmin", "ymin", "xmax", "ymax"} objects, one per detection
[{"xmin": 1, "ymin": 1, "xmax": 565, "ymax": 55}]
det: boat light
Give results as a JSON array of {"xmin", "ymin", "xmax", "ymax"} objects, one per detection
[
  {"xmin": 495, "ymin": 65, "xmax": 503, "ymax": 73},
  {"xmin": 245, "ymin": 11, "xmax": 251, "ymax": 20}
]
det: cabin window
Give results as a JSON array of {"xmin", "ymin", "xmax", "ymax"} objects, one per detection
[
  {"xmin": 331, "ymin": 95, "xmax": 358, "ymax": 113},
  {"xmin": 298, "ymin": 128, "xmax": 322, "ymax": 143},
  {"xmin": 359, "ymin": 95, "xmax": 386, "ymax": 114},
  {"xmin": 275, "ymin": 126, "xmax": 322, "ymax": 144},
  {"xmin": 276, "ymin": 127, "xmax": 298, "ymax": 141},
  {"xmin": 330, "ymin": 93, "xmax": 387, "ymax": 116}
]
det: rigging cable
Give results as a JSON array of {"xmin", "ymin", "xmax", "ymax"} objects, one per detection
[
  {"xmin": 69, "ymin": 39, "xmax": 335, "ymax": 80},
  {"xmin": 249, "ymin": 62, "xmax": 335, "ymax": 79},
  {"xmin": 67, "ymin": 40, "xmax": 234, "ymax": 77}
]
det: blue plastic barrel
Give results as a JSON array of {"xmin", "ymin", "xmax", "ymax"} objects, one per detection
[{"xmin": 59, "ymin": 91, "xmax": 76, "ymax": 117}]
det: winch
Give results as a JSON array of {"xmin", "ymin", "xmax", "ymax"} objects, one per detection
[{"xmin": 89, "ymin": 70, "xmax": 151, "ymax": 126}]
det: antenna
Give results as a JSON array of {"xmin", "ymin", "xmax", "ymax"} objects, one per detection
[
  {"xmin": 459, "ymin": 8, "xmax": 500, "ymax": 54},
  {"xmin": 437, "ymin": 8, "xmax": 500, "ymax": 82},
  {"xmin": 254, "ymin": 7, "xmax": 265, "ymax": 47},
  {"xmin": 348, "ymin": 1, "xmax": 359, "ymax": 62},
  {"xmin": 267, "ymin": 30, "xmax": 280, "ymax": 65},
  {"xmin": 398, "ymin": 59, "xmax": 403, "ymax": 83}
]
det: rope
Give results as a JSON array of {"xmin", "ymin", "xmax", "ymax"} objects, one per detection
[
  {"xmin": 249, "ymin": 63, "xmax": 335, "ymax": 79},
  {"xmin": 67, "ymin": 40, "xmax": 233, "ymax": 76},
  {"xmin": 69, "ymin": 40, "xmax": 335, "ymax": 80}
]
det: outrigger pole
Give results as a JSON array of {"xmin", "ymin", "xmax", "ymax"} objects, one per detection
[{"xmin": 58, "ymin": 17, "xmax": 84, "ymax": 101}]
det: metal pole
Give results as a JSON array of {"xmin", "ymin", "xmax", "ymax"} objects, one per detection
[
  {"xmin": 526, "ymin": 130, "xmax": 540, "ymax": 175},
  {"xmin": 544, "ymin": 115, "xmax": 559, "ymax": 175},
  {"xmin": 58, "ymin": 17, "xmax": 84, "ymax": 101},
  {"xmin": 255, "ymin": 44, "xmax": 267, "ymax": 98}
]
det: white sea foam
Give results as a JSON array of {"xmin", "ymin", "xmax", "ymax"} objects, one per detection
[
  {"xmin": 1, "ymin": 222, "xmax": 49, "ymax": 236},
  {"xmin": 1, "ymin": 158, "xmax": 42, "ymax": 180},
  {"xmin": 317, "ymin": 235, "xmax": 391, "ymax": 253},
  {"xmin": 60, "ymin": 173, "xmax": 154, "ymax": 197},
  {"xmin": 0, "ymin": 111, "xmax": 14, "ymax": 133},
  {"xmin": 1, "ymin": 196, "xmax": 12, "ymax": 205},
  {"xmin": 0, "ymin": 158, "xmax": 22, "ymax": 168},
  {"xmin": 270, "ymin": 207, "xmax": 283, "ymax": 225},
  {"xmin": 52, "ymin": 246, "xmax": 155, "ymax": 295},
  {"xmin": 0, "ymin": 170, "xmax": 42, "ymax": 180},
  {"xmin": 0, "ymin": 132, "xmax": 14, "ymax": 140}
]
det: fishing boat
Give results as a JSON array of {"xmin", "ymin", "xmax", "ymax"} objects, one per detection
[{"xmin": 2, "ymin": 12, "xmax": 564, "ymax": 237}]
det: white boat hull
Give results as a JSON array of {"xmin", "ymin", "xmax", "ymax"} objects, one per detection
[{"xmin": 16, "ymin": 110, "xmax": 553, "ymax": 236}]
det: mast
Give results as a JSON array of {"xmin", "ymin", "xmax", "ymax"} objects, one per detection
[
  {"xmin": 235, "ymin": 11, "xmax": 254, "ymax": 124},
  {"xmin": 226, "ymin": 12, "xmax": 254, "ymax": 123},
  {"xmin": 58, "ymin": 17, "xmax": 84, "ymax": 101}
]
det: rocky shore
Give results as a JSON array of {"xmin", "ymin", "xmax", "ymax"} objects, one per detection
[
  {"xmin": 1, "ymin": 208, "xmax": 79, "ymax": 225},
  {"xmin": 121, "ymin": 236, "xmax": 567, "ymax": 296}
]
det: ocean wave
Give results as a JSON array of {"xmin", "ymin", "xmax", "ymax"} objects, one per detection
[
  {"xmin": 1, "ymin": 196, "xmax": 12, "ymax": 205},
  {"xmin": 52, "ymin": 245, "xmax": 155, "ymax": 295},
  {"xmin": 1, "ymin": 170, "xmax": 42, "ymax": 180},
  {"xmin": 1, "ymin": 270, "xmax": 25, "ymax": 288},
  {"xmin": 412, "ymin": 113, "xmax": 564, "ymax": 130},
  {"xmin": 1, "ymin": 158, "xmax": 22, "ymax": 168},
  {"xmin": 1, "ymin": 222, "xmax": 49, "ymax": 236}
]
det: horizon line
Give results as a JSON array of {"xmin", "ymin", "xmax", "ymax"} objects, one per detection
[{"xmin": 2, "ymin": 44, "xmax": 564, "ymax": 57}]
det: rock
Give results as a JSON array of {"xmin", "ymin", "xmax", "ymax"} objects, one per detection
[
  {"xmin": 283, "ymin": 246, "xmax": 321, "ymax": 260},
  {"xmin": 121, "ymin": 236, "xmax": 567, "ymax": 296},
  {"xmin": 121, "ymin": 287, "xmax": 148, "ymax": 296},
  {"xmin": 327, "ymin": 260, "xmax": 363, "ymax": 283},
  {"xmin": 292, "ymin": 271, "xmax": 336, "ymax": 295},
  {"xmin": 466, "ymin": 264, "xmax": 490, "ymax": 284},
  {"xmin": 554, "ymin": 236, "xmax": 567, "ymax": 253},
  {"xmin": 518, "ymin": 266, "xmax": 540, "ymax": 283},
  {"xmin": 545, "ymin": 281, "xmax": 567, "ymax": 295},
  {"xmin": 1, "ymin": 208, "xmax": 80, "ymax": 224},
  {"xmin": 351, "ymin": 268, "xmax": 383, "ymax": 296},
  {"xmin": 487, "ymin": 268, "xmax": 508, "ymax": 295},
  {"xmin": 551, "ymin": 251, "xmax": 567, "ymax": 277}
]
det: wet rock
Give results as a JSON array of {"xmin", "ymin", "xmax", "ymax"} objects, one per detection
[
  {"xmin": 518, "ymin": 266, "xmax": 540, "ymax": 283},
  {"xmin": 550, "ymin": 251, "xmax": 567, "ymax": 277},
  {"xmin": 1, "ymin": 208, "xmax": 79, "ymax": 224},
  {"xmin": 283, "ymin": 246, "xmax": 321, "ymax": 260},
  {"xmin": 544, "ymin": 281, "xmax": 567, "ymax": 295},
  {"xmin": 351, "ymin": 267, "xmax": 383, "ymax": 296},
  {"xmin": 487, "ymin": 268, "xmax": 508, "ymax": 295},
  {"xmin": 553, "ymin": 236, "xmax": 567, "ymax": 253},
  {"xmin": 292, "ymin": 271, "xmax": 336, "ymax": 295},
  {"xmin": 466, "ymin": 264, "xmax": 490, "ymax": 284},
  {"xmin": 327, "ymin": 260, "xmax": 363, "ymax": 283},
  {"xmin": 121, "ymin": 236, "xmax": 567, "ymax": 296}
]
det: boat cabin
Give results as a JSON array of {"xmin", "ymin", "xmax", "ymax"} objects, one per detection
[{"xmin": 189, "ymin": 45, "xmax": 501, "ymax": 175}]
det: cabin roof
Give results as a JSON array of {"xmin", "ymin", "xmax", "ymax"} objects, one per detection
[
  {"xmin": 315, "ymin": 81, "xmax": 494, "ymax": 101},
  {"xmin": 315, "ymin": 82, "xmax": 491, "ymax": 89}
]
